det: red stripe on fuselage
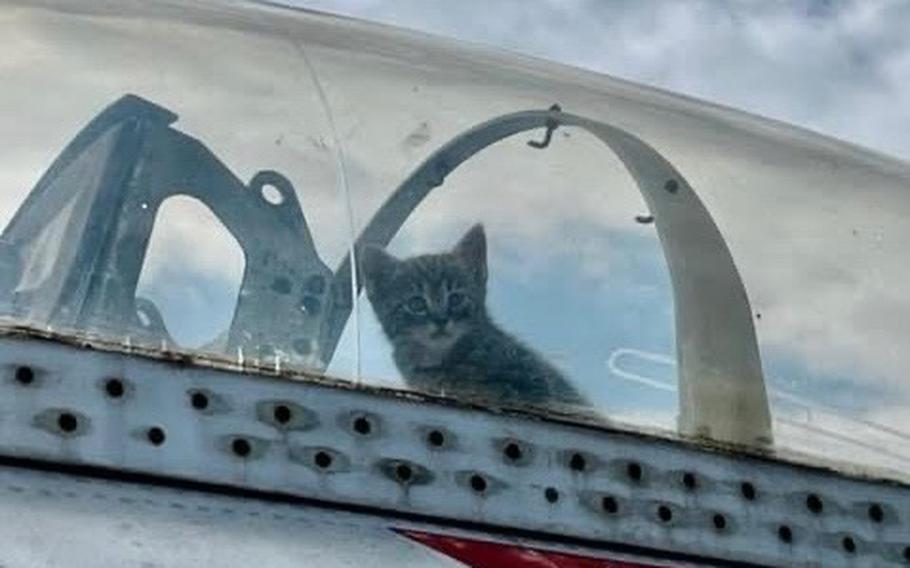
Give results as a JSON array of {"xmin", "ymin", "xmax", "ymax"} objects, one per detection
[{"xmin": 399, "ymin": 529, "xmax": 673, "ymax": 568}]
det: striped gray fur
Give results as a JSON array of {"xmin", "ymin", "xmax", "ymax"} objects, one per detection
[{"xmin": 360, "ymin": 224, "xmax": 587, "ymax": 410}]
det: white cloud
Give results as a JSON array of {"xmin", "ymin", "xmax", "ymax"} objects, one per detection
[{"xmin": 281, "ymin": 0, "xmax": 910, "ymax": 161}]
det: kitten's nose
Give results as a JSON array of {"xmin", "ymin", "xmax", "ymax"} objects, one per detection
[{"xmin": 430, "ymin": 316, "xmax": 450, "ymax": 334}]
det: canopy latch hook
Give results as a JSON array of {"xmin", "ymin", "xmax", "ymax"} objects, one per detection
[{"xmin": 528, "ymin": 104, "xmax": 562, "ymax": 149}]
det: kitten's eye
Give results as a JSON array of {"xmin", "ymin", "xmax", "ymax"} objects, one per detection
[
  {"xmin": 405, "ymin": 296, "xmax": 428, "ymax": 314},
  {"xmin": 448, "ymin": 292, "xmax": 465, "ymax": 309}
]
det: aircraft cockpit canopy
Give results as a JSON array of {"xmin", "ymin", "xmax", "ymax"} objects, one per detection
[{"xmin": 3, "ymin": 0, "xmax": 910, "ymax": 484}]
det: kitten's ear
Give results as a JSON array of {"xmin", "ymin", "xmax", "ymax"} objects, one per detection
[
  {"xmin": 359, "ymin": 245, "xmax": 398, "ymax": 291},
  {"xmin": 454, "ymin": 223, "xmax": 487, "ymax": 284}
]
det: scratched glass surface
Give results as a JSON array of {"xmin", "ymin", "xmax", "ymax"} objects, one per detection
[{"xmin": 2, "ymin": 0, "xmax": 910, "ymax": 482}]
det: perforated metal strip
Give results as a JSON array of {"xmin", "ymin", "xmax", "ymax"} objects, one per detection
[{"xmin": 0, "ymin": 329, "xmax": 907, "ymax": 567}]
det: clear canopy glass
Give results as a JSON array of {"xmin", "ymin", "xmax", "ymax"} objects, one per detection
[{"xmin": 2, "ymin": 0, "xmax": 910, "ymax": 482}]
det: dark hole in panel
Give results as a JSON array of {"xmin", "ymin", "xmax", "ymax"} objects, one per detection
[
  {"xmin": 190, "ymin": 392, "xmax": 209, "ymax": 410},
  {"xmin": 105, "ymin": 378, "xmax": 125, "ymax": 399},
  {"xmin": 664, "ymin": 179, "xmax": 679, "ymax": 193},
  {"xmin": 469, "ymin": 474, "xmax": 487, "ymax": 493},
  {"xmin": 682, "ymin": 472, "xmax": 697, "ymax": 490},
  {"xmin": 504, "ymin": 442, "xmax": 522, "ymax": 462},
  {"xmin": 232, "ymin": 438, "xmax": 251, "ymax": 458},
  {"xmin": 147, "ymin": 427, "xmax": 166, "ymax": 446},
  {"xmin": 544, "ymin": 487, "xmax": 559, "ymax": 503},
  {"xmin": 713, "ymin": 513, "xmax": 727, "ymax": 531},
  {"xmin": 353, "ymin": 416, "xmax": 372, "ymax": 436},
  {"xmin": 257, "ymin": 401, "xmax": 317, "ymax": 431},
  {"xmin": 427, "ymin": 430, "xmax": 445, "ymax": 448},
  {"xmin": 741, "ymin": 482, "xmax": 757, "ymax": 501},
  {"xmin": 842, "ymin": 536, "xmax": 856, "ymax": 554},
  {"xmin": 569, "ymin": 453, "xmax": 586, "ymax": 472},
  {"xmin": 57, "ymin": 412, "xmax": 78, "ymax": 433},
  {"xmin": 903, "ymin": 546, "xmax": 910, "ymax": 562},
  {"xmin": 273, "ymin": 405, "xmax": 292, "ymax": 425},
  {"xmin": 378, "ymin": 459, "xmax": 432, "ymax": 486},
  {"xmin": 806, "ymin": 493, "xmax": 823, "ymax": 514},
  {"xmin": 395, "ymin": 464, "xmax": 413, "ymax": 483},
  {"xmin": 778, "ymin": 525, "xmax": 793, "ymax": 544},
  {"xmin": 627, "ymin": 462, "xmax": 643, "ymax": 482},
  {"xmin": 657, "ymin": 505, "xmax": 673, "ymax": 523},
  {"xmin": 314, "ymin": 451, "xmax": 333, "ymax": 469},
  {"xmin": 868, "ymin": 503, "xmax": 884, "ymax": 523},
  {"xmin": 15, "ymin": 366, "xmax": 34, "ymax": 385},
  {"xmin": 601, "ymin": 496, "xmax": 618, "ymax": 514}
]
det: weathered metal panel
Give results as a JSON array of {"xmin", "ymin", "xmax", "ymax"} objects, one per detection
[
  {"xmin": 0, "ymin": 331, "xmax": 907, "ymax": 567},
  {"xmin": 0, "ymin": 465, "xmax": 458, "ymax": 567},
  {"xmin": 0, "ymin": 464, "xmax": 685, "ymax": 567}
]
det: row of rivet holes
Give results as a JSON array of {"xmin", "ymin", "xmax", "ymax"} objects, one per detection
[{"xmin": 14, "ymin": 366, "xmax": 910, "ymax": 561}]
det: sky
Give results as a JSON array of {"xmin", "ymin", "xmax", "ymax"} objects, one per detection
[{"xmin": 279, "ymin": 0, "xmax": 910, "ymax": 162}]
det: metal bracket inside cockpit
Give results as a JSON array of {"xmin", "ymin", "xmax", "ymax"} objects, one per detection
[{"xmin": 0, "ymin": 95, "xmax": 333, "ymax": 367}]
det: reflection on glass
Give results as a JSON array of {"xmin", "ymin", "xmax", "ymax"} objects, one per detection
[
  {"xmin": 2, "ymin": 0, "xmax": 910, "ymax": 483},
  {"xmin": 136, "ymin": 195, "xmax": 245, "ymax": 349}
]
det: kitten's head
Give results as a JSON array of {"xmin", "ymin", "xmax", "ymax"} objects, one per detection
[{"xmin": 360, "ymin": 224, "xmax": 488, "ymax": 364}]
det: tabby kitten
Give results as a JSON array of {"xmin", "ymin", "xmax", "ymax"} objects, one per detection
[{"xmin": 360, "ymin": 224, "xmax": 587, "ymax": 409}]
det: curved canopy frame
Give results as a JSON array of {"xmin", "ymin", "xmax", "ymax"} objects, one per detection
[{"xmin": 328, "ymin": 106, "xmax": 773, "ymax": 447}]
